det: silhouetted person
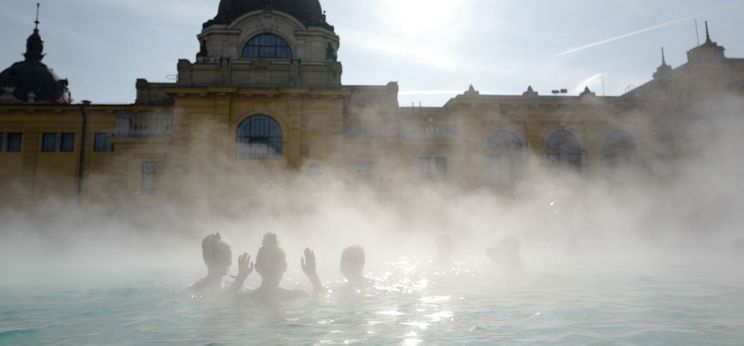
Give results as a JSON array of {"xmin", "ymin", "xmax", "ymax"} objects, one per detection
[
  {"xmin": 486, "ymin": 236, "xmax": 523, "ymax": 272},
  {"xmin": 233, "ymin": 233, "xmax": 324, "ymax": 299},
  {"xmin": 340, "ymin": 245, "xmax": 368, "ymax": 291},
  {"xmin": 190, "ymin": 233, "xmax": 252, "ymax": 295}
]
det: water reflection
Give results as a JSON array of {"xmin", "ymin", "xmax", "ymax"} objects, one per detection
[{"xmin": 2, "ymin": 256, "xmax": 743, "ymax": 345}]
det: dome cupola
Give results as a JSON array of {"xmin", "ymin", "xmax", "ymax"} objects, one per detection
[
  {"xmin": 0, "ymin": 4, "xmax": 71, "ymax": 104},
  {"xmin": 178, "ymin": 0, "xmax": 342, "ymax": 90},
  {"xmin": 204, "ymin": 0, "xmax": 333, "ymax": 31}
]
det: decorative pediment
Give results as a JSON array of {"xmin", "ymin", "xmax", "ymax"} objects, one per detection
[{"xmin": 258, "ymin": 13, "xmax": 280, "ymax": 31}]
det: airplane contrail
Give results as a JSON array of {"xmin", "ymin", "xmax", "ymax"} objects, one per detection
[{"xmin": 553, "ymin": 3, "xmax": 738, "ymax": 58}]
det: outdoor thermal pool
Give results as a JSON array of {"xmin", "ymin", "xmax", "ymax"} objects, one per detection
[{"xmin": 1, "ymin": 252, "xmax": 743, "ymax": 345}]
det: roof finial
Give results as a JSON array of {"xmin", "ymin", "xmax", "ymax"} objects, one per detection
[
  {"xmin": 34, "ymin": 3, "xmax": 40, "ymax": 31},
  {"xmin": 654, "ymin": 46, "xmax": 672, "ymax": 79},
  {"xmin": 24, "ymin": 3, "xmax": 44, "ymax": 62},
  {"xmin": 704, "ymin": 21, "xmax": 712, "ymax": 43}
]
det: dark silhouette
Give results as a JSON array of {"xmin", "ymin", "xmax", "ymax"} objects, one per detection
[
  {"xmin": 190, "ymin": 233, "xmax": 251, "ymax": 295},
  {"xmin": 232, "ymin": 233, "xmax": 325, "ymax": 299},
  {"xmin": 340, "ymin": 245, "xmax": 368, "ymax": 291}
]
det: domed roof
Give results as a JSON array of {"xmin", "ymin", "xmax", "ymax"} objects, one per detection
[
  {"xmin": 204, "ymin": 0, "xmax": 333, "ymax": 31},
  {"xmin": 0, "ymin": 27, "xmax": 71, "ymax": 104}
]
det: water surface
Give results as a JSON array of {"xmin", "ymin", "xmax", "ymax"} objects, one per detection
[{"xmin": 2, "ymin": 255, "xmax": 743, "ymax": 345}]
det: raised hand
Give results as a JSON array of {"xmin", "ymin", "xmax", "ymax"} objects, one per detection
[
  {"xmin": 237, "ymin": 253, "xmax": 254, "ymax": 279},
  {"xmin": 229, "ymin": 253, "xmax": 253, "ymax": 293},
  {"xmin": 301, "ymin": 248, "xmax": 317, "ymax": 277},
  {"xmin": 301, "ymin": 247, "xmax": 325, "ymax": 294}
]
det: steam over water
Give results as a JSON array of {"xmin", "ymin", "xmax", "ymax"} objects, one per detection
[
  {"xmin": 2, "ymin": 97, "xmax": 744, "ymax": 345},
  {"xmin": 1, "ymin": 254, "xmax": 743, "ymax": 345}
]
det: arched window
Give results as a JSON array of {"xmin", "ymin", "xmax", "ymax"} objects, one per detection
[
  {"xmin": 485, "ymin": 130, "xmax": 525, "ymax": 185},
  {"xmin": 243, "ymin": 34, "xmax": 292, "ymax": 59},
  {"xmin": 237, "ymin": 115, "xmax": 283, "ymax": 159},
  {"xmin": 545, "ymin": 129, "xmax": 583, "ymax": 170},
  {"xmin": 603, "ymin": 130, "xmax": 638, "ymax": 168}
]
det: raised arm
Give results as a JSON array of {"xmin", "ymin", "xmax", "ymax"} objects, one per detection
[
  {"xmin": 301, "ymin": 248, "xmax": 326, "ymax": 294},
  {"xmin": 229, "ymin": 253, "xmax": 254, "ymax": 293}
]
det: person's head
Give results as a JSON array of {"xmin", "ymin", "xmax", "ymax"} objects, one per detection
[
  {"xmin": 340, "ymin": 245, "xmax": 365, "ymax": 282},
  {"xmin": 435, "ymin": 234, "xmax": 454, "ymax": 258},
  {"xmin": 255, "ymin": 233, "xmax": 287, "ymax": 287},
  {"xmin": 202, "ymin": 233, "xmax": 232, "ymax": 276}
]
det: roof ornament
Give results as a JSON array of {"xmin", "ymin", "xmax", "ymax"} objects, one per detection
[
  {"xmin": 34, "ymin": 3, "xmax": 40, "ymax": 31},
  {"xmin": 686, "ymin": 20, "xmax": 725, "ymax": 62},
  {"xmin": 24, "ymin": 3, "xmax": 44, "ymax": 63},
  {"xmin": 464, "ymin": 84, "xmax": 480, "ymax": 97},
  {"xmin": 522, "ymin": 85, "xmax": 538, "ymax": 97},
  {"xmin": 654, "ymin": 47, "xmax": 673, "ymax": 79},
  {"xmin": 196, "ymin": 40, "xmax": 208, "ymax": 61},
  {"xmin": 0, "ymin": 87, "xmax": 22, "ymax": 104},
  {"xmin": 326, "ymin": 42, "xmax": 337, "ymax": 62},
  {"xmin": 579, "ymin": 86, "xmax": 596, "ymax": 98}
]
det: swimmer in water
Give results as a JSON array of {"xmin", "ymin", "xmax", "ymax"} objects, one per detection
[
  {"xmin": 233, "ymin": 233, "xmax": 325, "ymax": 299},
  {"xmin": 190, "ymin": 233, "xmax": 253, "ymax": 295},
  {"xmin": 340, "ymin": 245, "xmax": 368, "ymax": 291},
  {"xmin": 433, "ymin": 234, "xmax": 454, "ymax": 267},
  {"xmin": 486, "ymin": 236, "xmax": 523, "ymax": 272}
]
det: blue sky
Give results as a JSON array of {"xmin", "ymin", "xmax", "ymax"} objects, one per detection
[{"xmin": 1, "ymin": 0, "xmax": 742, "ymax": 106}]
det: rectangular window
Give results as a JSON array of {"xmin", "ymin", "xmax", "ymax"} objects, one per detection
[
  {"xmin": 93, "ymin": 133, "xmax": 112, "ymax": 152},
  {"xmin": 419, "ymin": 157, "xmax": 433, "ymax": 181},
  {"xmin": 568, "ymin": 154, "xmax": 582, "ymax": 168},
  {"xmin": 419, "ymin": 155, "xmax": 448, "ymax": 182},
  {"xmin": 6, "ymin": 133, "xmax": 22, "ymax": 152},
  {"xmin": 42, "ymin": 133, "xmax": 58, "ymax": 152},
  {"xmin": 60, "ymin": 133, "xmax": 75, "ymax": 152},
  {"xmin": 141, "ymin": 161, "xmax": 157, "ymax": 195}
]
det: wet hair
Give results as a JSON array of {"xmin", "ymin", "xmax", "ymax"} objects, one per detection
[
  {"xmin": 262, "ymin": 232, "xmax": 279, "ymax": 248},
  {"xmin": 341, "ymin": 245, "xmax": 365, "ymax": 265},
  {"xmin": 255, "ymin": 233, "xmax": 286, "ymax": 274},
  {"xmin": 202, "ymin": 233, "xmax": 232, "ymax": 268}
]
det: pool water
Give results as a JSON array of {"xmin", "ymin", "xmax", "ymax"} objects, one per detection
[{"xmin": 2, "ymin": 255, "xmax": 743, "ymax": 345}]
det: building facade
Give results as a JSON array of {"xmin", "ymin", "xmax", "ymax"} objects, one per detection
[{"xmin": 1, "ymin": 0, "xmax": 743, "ymax": 207}]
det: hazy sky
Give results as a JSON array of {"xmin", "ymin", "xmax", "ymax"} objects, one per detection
[{"xmin": 1, "ymin": 0, "xmax": 742, "ymax": 106}]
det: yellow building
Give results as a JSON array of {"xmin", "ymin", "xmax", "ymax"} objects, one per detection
[{"xmin": 1, "ymin": 1, "xmax": 743, "ymax": 208}]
